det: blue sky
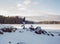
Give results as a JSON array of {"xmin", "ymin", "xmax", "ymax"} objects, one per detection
[{"xmin": 0, "ymin": 0, "xmax": 60, "ymax": 16}]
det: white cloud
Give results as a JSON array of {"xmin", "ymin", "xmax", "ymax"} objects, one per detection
[
  {"xmin": 0, "ymin": 0, "xmax": 60, "ymax": 16},
  {"xmin": 17, "ymin": 4, "xmax": 22, "ymax": 7},
  {"xmin": 16, "ymin": 0, "xmax": 39, "ymax": 10},
  {"xmin": 32, "ymin": 2, "xmax": 39, "ymax": 5},
  {"xmin": 23, "ymin": 0, "xmax": 31, "ymax": 5},
  {"xmin": 16, "ymin": 3, "xmax": 27, "ymax": 10},
  {"xmin": 0, "ymin": 7, "xmax": 60, "ymax": 16},
  {"xmin": 0, "ymin": 10, "xmax": 9, "ymax": 16},
  {"xmin": 32, "ymin": 10, "xmax": 60, "ymax": 16},
  {"xmin": 16, "ymin": 0, "xmax": 32, "ymax": 10}
]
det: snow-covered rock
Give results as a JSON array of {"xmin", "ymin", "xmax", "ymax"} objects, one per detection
[
  {"xmin": 0, "ymin": 24, "xmax": 60, "ymax": 44},
  {"xmin": 0, "ymin": 24, "xmax": 17, "ymax": 34}
]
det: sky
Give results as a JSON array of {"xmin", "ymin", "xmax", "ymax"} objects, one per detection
[{"xmin": 0, "ymin": 0, "xmax": 60, "ymax": 16}]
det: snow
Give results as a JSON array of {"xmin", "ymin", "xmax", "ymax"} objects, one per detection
[
  {"xmin": 0, "ymin": 24, "xmax": 60, "ymax": 44},
  {"xmin": 0, "ymin": 24, "xmax": 14, "ymax": 29}
]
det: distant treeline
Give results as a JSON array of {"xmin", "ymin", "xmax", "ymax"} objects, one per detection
[
  {"xmin": 37, "ymin": 21, "xmax": 60, "ymax": 24},
  {"xmin": 0, "ymin": 15, "xmax": 60, "ymax": 24},
  {"xmin": 0, "ymin": 15, "xmax": 34, "ymax": 24}
]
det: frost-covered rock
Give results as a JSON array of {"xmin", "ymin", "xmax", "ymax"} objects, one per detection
[
  {"xmin": 1, "ymin": 27, "xmax": 17, "ymax": 33},
  {"xmin": 0, "ymin": 25, "xmax": 60, "ymax": 44},
  {"xmin": 58, "ymin": 34, "xmax": 60, "ymax": 36},
  {"xmin": 35, "ymin": 26, "xmax": 47, "ymax": 34},
  {"xmin": 50, "ymin": 33, "xmax": 54, "ymax": 36},
  {"xmin": 48, "ymin": 32, "xmax": 54, "ymax": 36},
  {"xmin": 0, "ymin": 31, "xmax": 3, "ymax": 34},
  {"xmin": 0, "ymin": 24, "xmax": 17, "ymax": 33},
  {"xmin": 29, "ymin": 25, "xmax": 35, "ymax": 31}
]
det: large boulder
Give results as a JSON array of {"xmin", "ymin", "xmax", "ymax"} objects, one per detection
[
  {"xmin": 1, "ymin": 27, "xmax": 17, "ymax": 33},
  {"xmin": 50, "ymin": 33, "xmax": 54, "ymax": 37},
  {"xmin": 0, "ymin": 31, "xmax": 3, "ymax": 34},
  {"xmin": 35, "ymin": 26, "xmax": 47, "ymax": 34},
  {"xmin": 58, "ymin": 34, "xmax": 60, "ymax": 36},
  {"xmin": 1, "ymin": 28, "xmax": 12, "ymax": 32},
  {"xmin": 29, "ymin": 25, "xmax": 35, "ymax": 31}
]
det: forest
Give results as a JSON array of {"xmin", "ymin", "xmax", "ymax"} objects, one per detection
[
  {"xmin": 0, "ymin": 15, "xmax": 60, "ymax": 24},
  {"xmin": 0, "ymin": 15, "xmax": 34, "ymax": 24}
]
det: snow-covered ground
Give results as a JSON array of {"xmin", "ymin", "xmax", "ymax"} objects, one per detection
[{"xmin": 0, "ymin": 24, "xmax": 60, "ymax": 44}]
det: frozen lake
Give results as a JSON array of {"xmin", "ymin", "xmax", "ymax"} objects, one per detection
[{"xmin": 1, "ymin": 24, "xmax": 60, "ymax": 30}]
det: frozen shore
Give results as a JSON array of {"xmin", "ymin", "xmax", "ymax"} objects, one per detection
[{"xmin": 0, "ymin": 24, "xmax": 60, "ymax": 44}]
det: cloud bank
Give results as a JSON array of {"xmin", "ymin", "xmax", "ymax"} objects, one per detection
[{"xmin": 0, "ymin": 0, "xmax": 60, "ymax": 16}]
